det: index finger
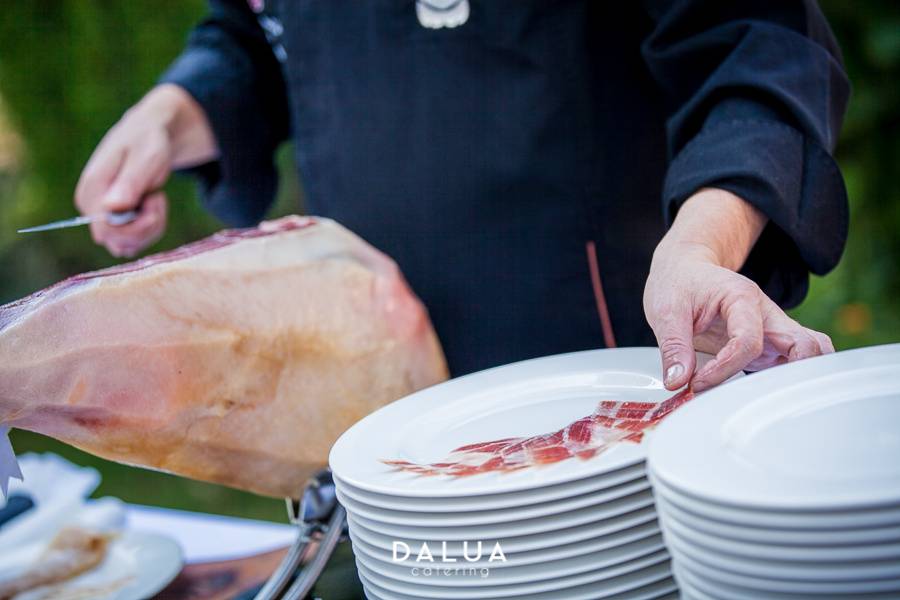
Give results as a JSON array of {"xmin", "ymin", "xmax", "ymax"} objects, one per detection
[
  {"xmin": 693, "ymin": 295, "xmax": 764, "ymax": 391},
  {"xmin": 75, "ymin": 139, "xmax": 125, "ymax": 213}
]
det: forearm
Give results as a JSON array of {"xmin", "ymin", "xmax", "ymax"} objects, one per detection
[
  {"xmin": 655, "ymin": 188, "xmax": 768, "ymax": 271},
  {"xmin": 127, "ymin": 83, "xmax": 219, "ymax": 169}
]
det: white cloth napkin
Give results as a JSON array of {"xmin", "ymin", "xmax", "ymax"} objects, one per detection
[{"xmin": 0, "ymin": 426, "xmax": 22, "ymax": 500}]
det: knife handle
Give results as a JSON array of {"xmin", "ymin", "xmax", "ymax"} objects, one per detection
[{"xmin": 105, "ymin": 209, "xmax": 140, "ymax": 226}]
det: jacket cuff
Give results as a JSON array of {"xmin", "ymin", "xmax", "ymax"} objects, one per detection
[
  {"xmin": 663, "ymin": 109, "xmax": 848, "ymax": 308},
  {"xmin": 159, "ymin": 40, "xmax": 278, "ymax": 227}
]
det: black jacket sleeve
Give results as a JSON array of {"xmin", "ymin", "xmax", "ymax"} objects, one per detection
[
  {"xmin": 159, "ymin": 0, "xmax": 289, "ymax": 226},
  {"xmin": 641, "ymin": 0, "xmax": 850, "ymax": 307}
]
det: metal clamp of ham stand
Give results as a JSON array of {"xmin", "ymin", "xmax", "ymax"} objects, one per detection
[{"xmin": 253, "ymin": 470, "xmax": 347, "ymax": 600}]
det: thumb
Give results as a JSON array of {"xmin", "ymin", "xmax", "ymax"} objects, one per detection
[{"xmin": 653, "ymin": 309, "xmax": 697, "ymax": 390}]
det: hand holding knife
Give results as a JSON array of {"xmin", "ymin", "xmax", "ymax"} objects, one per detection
[
  {"xmin": 18, "ymin": 208, "xmax": 141, "ymax": 234},
  {"xmin": 18, "ymin": 189, "xmax": 165, "ymax": 257}
]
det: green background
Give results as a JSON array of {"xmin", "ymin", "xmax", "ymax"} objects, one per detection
[{"xmin": 0, "ymin": 2, "xmax": 898, "ymax": 523}]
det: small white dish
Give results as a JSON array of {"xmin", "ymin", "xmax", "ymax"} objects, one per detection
[{"xmin": 9, "ymin": 530, "xmax": 183, "ymax": 600}]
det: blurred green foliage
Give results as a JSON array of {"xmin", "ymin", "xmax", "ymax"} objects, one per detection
[
  {"xmin": 793, "ymin": 1, "xmax": 900, "ymax": 348},
  {"xmin": 0, "ymin": 2, "xmax": 897, "ymax": 522}
]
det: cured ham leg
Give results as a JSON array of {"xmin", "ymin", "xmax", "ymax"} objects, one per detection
[
  {"xmin": 384, "ymin": 387, "xmax": 693, "ymax": 477},
  {"xmin": 0, "ymin": 216, "xmax": 448, "ymax": 497}
]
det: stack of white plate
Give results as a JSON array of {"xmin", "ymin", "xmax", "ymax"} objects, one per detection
[
  {"xmin": 648, "ymin": 343, "xmax": 900, "ymax": 600},
  {"xmin": 330, "ymin": 348, "xmax": 697, "ymax": 600}
]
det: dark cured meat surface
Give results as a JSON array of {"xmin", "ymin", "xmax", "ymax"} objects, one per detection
[
  {"xmin": 383, "ymin": 387, "xmax": 694, "ymax": 477},
  {"xmin": 0, "ymin": 217, "xmax": 316, "ymax": 333}
]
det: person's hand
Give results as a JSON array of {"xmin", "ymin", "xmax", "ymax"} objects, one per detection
[
  {"xmin": 75, "ymin": 84, "xmax": 217, "ymax": 257},
  {"xmin": 644, "ymin": 188, "xmax": 834, "ymax": 392}
]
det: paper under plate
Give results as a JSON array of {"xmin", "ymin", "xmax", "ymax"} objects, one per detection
[
  {"xmin": 649, "ymin": 344, "xmax": 900, "ymax": 510},
  {"xmin": 332, "ymin": 348, "xmax": 709, "ymax": 498},
  {"xmin": 9, "ymin": 531, "xmax": 182, "ymax": 600}
]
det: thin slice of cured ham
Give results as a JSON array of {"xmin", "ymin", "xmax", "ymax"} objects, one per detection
[
  {"xmin": 383, "ymin": 387, "xmax": 693, "ymax": 477},
  {"xmin": 0, "ymin": 216, "xmax": 448, "ymax": 497}
]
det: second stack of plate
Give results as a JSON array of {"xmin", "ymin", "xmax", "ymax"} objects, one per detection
[
  {"xmin": 330, "ymin": 348, "xmax": 686, "ymax": 600},
  {"xmin": 648, "ymin": 344, "xmax": 900, "ymax": 600}
]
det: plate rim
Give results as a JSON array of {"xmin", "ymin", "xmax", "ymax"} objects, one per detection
[
  {"xmin": 334, "ymin": 478, "xmax": 650, "ymax": 526},
  {"xmin": 330, "ymin": 347, "xmax": 699, "ymax": 498},
  {"xmin": 353, "ymin": 549, "xmax": 672, "ymax": 598},
  {"xmin": 647, "ymin": 344, "xmax": 900, "ymax": 510},
  {"xmin": 332, "ymin": 463, "xmax": 647, "ymax": 512}
]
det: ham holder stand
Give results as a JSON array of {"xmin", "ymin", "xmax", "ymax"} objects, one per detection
[{"xmin": 253, "ymin": 469, "xmax": 347, "ymax": 600}]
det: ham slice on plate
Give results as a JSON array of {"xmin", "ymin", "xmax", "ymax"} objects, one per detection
[
  {"xmin": 383, "ymin": 387, "xmax": 694, "ymax": 477},
  {"xmin": 0, "ymin": 216, "xmax": 448, "ymax": 498}
]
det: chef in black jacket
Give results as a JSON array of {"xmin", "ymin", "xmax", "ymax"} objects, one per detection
[{"xmin": 76, "ymin": 0, "xmax": 849, "ymax": 391}]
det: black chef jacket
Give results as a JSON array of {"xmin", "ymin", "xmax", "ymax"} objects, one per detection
[{"xmin": 161, "ymin": 0, "xmax": 850, "ymax": 377}]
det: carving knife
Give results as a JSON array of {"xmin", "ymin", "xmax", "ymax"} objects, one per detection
[{"xmin": 17, "ymin": 209, "xmax": 139, "ymax": 233}]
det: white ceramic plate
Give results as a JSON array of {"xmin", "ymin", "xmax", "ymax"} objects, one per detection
[
  {"xmin": 10, "ymin": 530, "xmax": 183, "ymax": 600},
  {"xmin": 360, "ymin": 571, "xmax": 678, "ymax": 600},
  {"xmin": 347, "ymin": 492, "xmax": 656, "ymax": 540},
  {"xmin": 672, "ymin": 563, "xmax": 732, "ymax": 600},
  {"xmin": 653, "ymin": 491, "xmax": 900, "ymax": 546},
  {"xmin": 333, "ymin": 463, "xmax": 647, "ymax": 512},
  {"xmin": 331, "ymin": 348, "xmax": 711, "ymax": 498},
  {"xmin": 664, "ymin": 527, "xmax": 900, "ymax": 580},
  {"xmin": 674, "ymin": 561, "xmax": 900, "ymax": 600},
  {"xmin": 349, "ymin": 518, "xmax": 660, "ymax": 565},
  {"xmin": 665, "ymin": 531, "xmax": 900, "ymax": 595},
  {"xmin": 651, "ymin": 474, "xmax": 900, "ymax": 530},
  {"xmin": 335, "ymin": 477, "xmax": 650, "ymax": 526},
  {"xmin": 660, "ymin": 504, "xmax": 900, "ymax": 562},
  {"xmin": 355, "ymin": 553, "xmax": 672, "ymax": 599},
  {"xmin": 648, "ymin": 344, "xmax": 900, "ymax": 510},
  {"xmin": 350, "ymin": 530, "xmax": 665, "ymax": 586}
]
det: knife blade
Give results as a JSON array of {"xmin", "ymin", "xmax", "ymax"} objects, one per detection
[{"xmin": 17, "ymin": 209, "xmax": 139, "ymax": 234}]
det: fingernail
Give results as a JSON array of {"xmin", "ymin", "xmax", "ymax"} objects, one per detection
[{"xmin": 665, "ymin": 363, "xmax": 685, "ymax": 386}]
